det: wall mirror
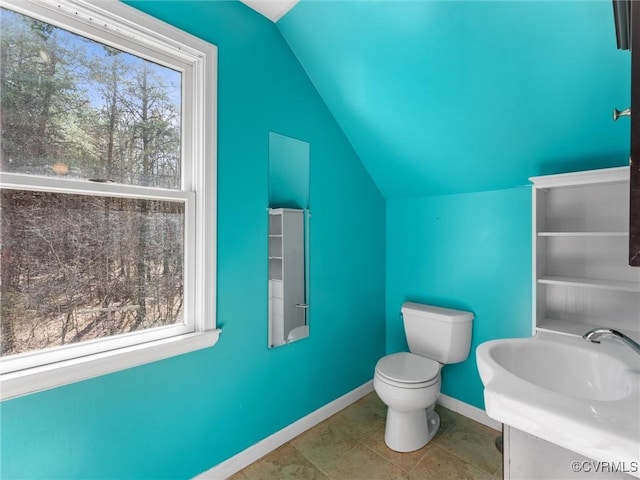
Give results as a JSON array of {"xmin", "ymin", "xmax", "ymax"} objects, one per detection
[{"xmin": 268, "ymin": 132, "xmax": 310, "ymax": 348}]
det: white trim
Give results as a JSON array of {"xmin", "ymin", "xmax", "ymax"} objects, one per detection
[
  {"xmin": 2, "ymin": 0, "xmax": 212, "ymax": 67},
  {"xmin": 2, "ymin": 322, "xmax": 194, "ymax": 375},
  {"xmin": 532, "ymin": 182, "xmax": 539, "ymax": 337},
  {"xmin": 2, "ymin": 329, "xmax": 221, "ymax": 400},
  {"xmin": 193, "ymin": 30, "xmax": 217, "ymax": 338},
  {"xmin": 0, "ymin": 173, "xmax": 192, "ymax": 200},
  {"xmin": 195, "ymin": 381, "xmax": 375, "ymax": 480},
  {"xmin": 437, "ymin": 393, "xmax": 502, "ymax": 432},
  {"xmin": 529, "ymin": 166, "xmax": 629, "ymax": 188},
  {"xmin": 195, "ymin": 383, "xmax": 501, "ymax": 480}
]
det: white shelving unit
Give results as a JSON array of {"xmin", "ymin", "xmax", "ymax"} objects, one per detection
[{"xmin": 531, "ymin": 167, "xmax": 640, "ymax": 342}]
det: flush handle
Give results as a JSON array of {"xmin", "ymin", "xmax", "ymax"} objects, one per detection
[{"xmin": 613, "ymin": 108, "xmax": 631, "ymax": 121}]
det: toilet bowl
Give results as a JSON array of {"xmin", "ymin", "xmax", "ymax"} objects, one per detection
[
  {"xmin": 374, "ymin": 352, "xmax": 442, "ymax": 452},
  {"xmin": 373, "ymin": 302, "xmax": 473, "ymax": 452}
]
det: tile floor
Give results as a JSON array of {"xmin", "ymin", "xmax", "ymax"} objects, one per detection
[{"xmin": 228, "ymin": 392, "xmax": 503, "ymax": 480}]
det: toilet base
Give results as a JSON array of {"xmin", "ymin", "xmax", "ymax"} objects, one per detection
[{"xmin": 384, "ymin": 408, "xmax": 440, "ymax": 453}]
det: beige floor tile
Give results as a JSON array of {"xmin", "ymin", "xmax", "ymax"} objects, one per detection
[
  {"xmin": 362, "ymin": 425, "xmax": 432, "ymax": 473},
  {"xmin": 291, "ymin": 414, "xmax": 360, "ymax": 471},
  {"xmin": 493, "ymin": 460, "xmax": 503, "ymax": 479},
  {"xmin": 324, "ymin": 444, "xmax": 407, "ymax": 480},
  {"xmin": 333, "ymin": 398, "xmax": 386, "ymax": 440},
  {"xmin": 433, "ymin": 415, "xmax": 502, "ymax": 475},
  {"xmin": 408, "ymin": 446, "xmax": 494, "ymax": 480},
  {"xmin": 434, "ymin": 404, "xmax": 458, "ymax": 437},
  {"xmin": 354, "ymin": 391, "xmax": 387, "ymax": 418},
  {"xmin": 242, "ymin": 443, "xmax": 329, "ymax": 480},
  {"xmin": 239, "ymin": 398, "xmax": 502, "ymax": 480}
]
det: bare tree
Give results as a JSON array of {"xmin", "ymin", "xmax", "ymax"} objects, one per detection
[{"xmin": 1, "ymin": 8, "xmax": 184, "ymax": 357}]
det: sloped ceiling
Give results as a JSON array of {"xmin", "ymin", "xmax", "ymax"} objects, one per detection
[{"xmin": 272, "ymin": 0, "xmax": 631, "ymax": 199}]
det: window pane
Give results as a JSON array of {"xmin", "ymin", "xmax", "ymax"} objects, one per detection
[
  {"xmin": 0, "ymin": 8, "xmax": 182, "ymax": 189},
  {"xmin": 0, "ymin": 190, "xmax": 185, "ymax": 357}
]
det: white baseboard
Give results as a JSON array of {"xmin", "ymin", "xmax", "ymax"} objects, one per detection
[
  {"xmin": 195, "ymin": 381, "xmax": 374, "ymax": 480},
  {"xmin": 437, "ymin": 393, "xmax": 502, "ymax": 432},
  {"xmin": 195, "ymin": 382, "xmax": 499, "ymax": 480}
]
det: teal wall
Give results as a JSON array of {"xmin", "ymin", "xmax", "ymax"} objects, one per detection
[
  {"xmin": 0, "ymin": 0, "xmax": 632, "ymax": 477},
  {"xmin": 386, "ymin": 187, "xmax": 533, "ymax": 409},
  {"xmin": 278, "ymin": 0, "xmax": 630, "ymax": 198},
  {"xmin": 0, "ymin": 2, "xmax": 386, "ymax": 478}
]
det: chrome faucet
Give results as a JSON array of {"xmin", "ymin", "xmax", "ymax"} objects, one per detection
[{"xmin": 583, "ymin": 328, "xmax": 640, "ymax": 355}]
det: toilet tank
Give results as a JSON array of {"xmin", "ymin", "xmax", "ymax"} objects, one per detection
[{"xmin": 401, "ymin": 302, "xmax": 474, "ymax": 364}]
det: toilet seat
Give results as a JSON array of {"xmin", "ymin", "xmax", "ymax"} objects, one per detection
[{"xmin": 375, "ymin": 352, "xmax": 440, "ymax": 389}]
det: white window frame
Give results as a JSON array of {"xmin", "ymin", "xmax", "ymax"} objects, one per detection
[{"xmin": 0, "ymin": 0, "xmax": 218, "ymax": 400}]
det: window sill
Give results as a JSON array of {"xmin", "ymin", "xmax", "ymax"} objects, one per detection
[{"xmin": 0, "ymin": 329, "xmax": 221, "ymax": 401}]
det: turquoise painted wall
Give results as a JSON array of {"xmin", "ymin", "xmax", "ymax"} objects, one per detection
[
  {"xmin": 278, "ymin": 0, "xmax": 631, "ymax": 197},
  {"xmin": 386, "ymin": 187, "xmax": 533, "ymax": 409},
  {"xmin": 0, "ymin": 0, "xmax": 632, "ymax": 476},
  {"xmin": 0, "ymin": 2, "xmax": 386, "ymax": 478}
]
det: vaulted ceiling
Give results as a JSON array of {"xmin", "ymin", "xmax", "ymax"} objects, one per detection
[{"xmin": 247, "ymin": 1, "xmax": 631, "ymax": 199}]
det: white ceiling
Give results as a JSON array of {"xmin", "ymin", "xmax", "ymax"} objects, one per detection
[{"xmin": 239, "ymin": 0, "xmax": 299, "ymax": 22}]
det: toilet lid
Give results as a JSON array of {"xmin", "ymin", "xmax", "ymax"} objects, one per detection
[{"xmin": 375, "ymin": 352, "xmax": 440, "ymax": 384}]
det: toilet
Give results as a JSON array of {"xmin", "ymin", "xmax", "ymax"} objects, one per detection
[{"xmin": 373, "ymin": 302, "xmax": 473, "ymax": 453}]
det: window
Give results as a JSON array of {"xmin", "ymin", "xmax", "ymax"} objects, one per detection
[{"xmin": 0, "ymin": 0, "xmax": 218, "ymax": 400}]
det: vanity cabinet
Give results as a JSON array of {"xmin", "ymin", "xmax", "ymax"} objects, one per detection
[
  {"xmin": 531, "ymin": 167, "xmax": 640, "ymax": 342},
  {"xmin": 268, "ymin": 208, "xmax": 305, "ymax": 347},
  {"xmin": 504, "ymin": 426, "xmax": 637, "ymax": 479}
]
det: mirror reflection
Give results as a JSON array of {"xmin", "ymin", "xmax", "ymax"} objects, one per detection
[{"xmin": 268, "ymin": 132, "xmax": 310, "ymax": 348}]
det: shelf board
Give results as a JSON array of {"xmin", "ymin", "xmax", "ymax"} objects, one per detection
[
  {"xmin": 538, "ymin": 275, "xmax": 640, "ymax": 293},
  {"xmin": 537, "ymin": 232, "xmax": 628, "ymax": 237},
  {"xmin": 537, "ymin": 318, "xmax": 593, "ymax": 337},
  {"xmin": 269, "ymin": 234, "xmax": 282, "ymax": 238},
  {"xmin": 537, "ymin": 318, "xmax": 640, "ymax": 343},
  {"xmin": 268, "ymin": 256, "xmax": 283, "ymax": 260},
  {"xmin": 530, "ymin": 167, "xmax": 628, "ymax": 188}
]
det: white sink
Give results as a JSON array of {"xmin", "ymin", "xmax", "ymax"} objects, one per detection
[{"xmin": 477, "ymin": 332, "xmax": 640, "ymax": 475}]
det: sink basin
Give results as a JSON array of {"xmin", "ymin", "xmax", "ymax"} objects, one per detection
[
  {"xmin": 485, "ymin": 336, "xmax": 635, "ymax": 402},
  {"xmin": 477, "ymin": 332, "xmax": 640, "ymax": 475}
]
